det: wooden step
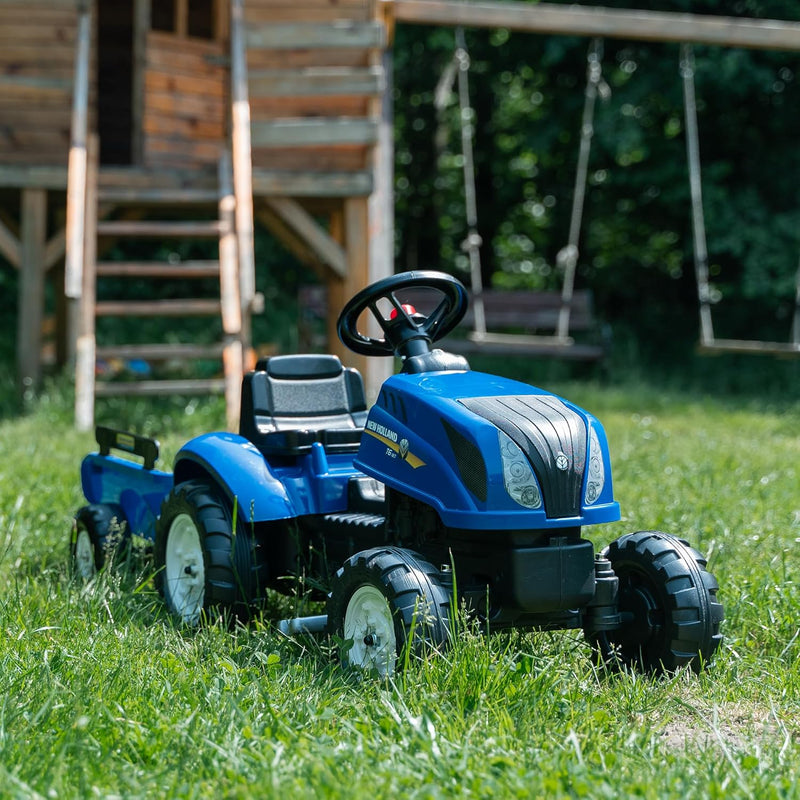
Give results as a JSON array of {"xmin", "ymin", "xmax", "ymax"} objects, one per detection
[
  {"xmin": 95, "ymin": 299, "xmax": 222, "ymax": 317},
  {"xmin": 96, "ymin": 220, "xmax": 224, "ymax": 238},
  {"xmin": 97, "ymin": 187, "xmax": 220, "ymax": 204},
  {"xmin": 251, "ymin": 118, "xmax": 378, "ymax": 148},
  {"xmin": 96, "ymin": 343, "xmax": 225, "ymax": 360},
  {"xmin": 95, "ymin": 378, "xmax": 226, "ymax": 397},
  {"xmin": 95, "ymin": 260, "xmax": 221, "ymax": 278}
]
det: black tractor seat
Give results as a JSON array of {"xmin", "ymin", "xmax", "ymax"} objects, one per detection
[{"xmin": 239, "ymin": 354, "xmax": 368, "ymax": 456}]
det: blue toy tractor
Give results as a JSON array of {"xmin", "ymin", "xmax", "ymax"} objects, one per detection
[{"xmin": 72, "ymin": 271, "xmax": 724, "ymax": 676}]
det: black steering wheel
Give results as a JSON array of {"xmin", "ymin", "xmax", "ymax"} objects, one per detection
[{"xmin": 337, "ymin": 271, "xmax": 469, "ymax": 359}]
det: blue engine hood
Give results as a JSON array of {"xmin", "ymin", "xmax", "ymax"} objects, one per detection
[{"xmin": 353, "ymin": 369, "xmax": 620, "ymax": 530}]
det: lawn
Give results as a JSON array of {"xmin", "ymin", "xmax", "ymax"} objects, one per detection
[{"xmin": 1, "ymin": 375, "xmax": 799, "ymax": 798}]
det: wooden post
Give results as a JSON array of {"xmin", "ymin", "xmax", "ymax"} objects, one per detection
[
  {"xmin": 213, "ymin": 0, "xmax": 230, "ymax": 42},
  {"xmin": 175, "ymin": 0, "xmax": 189, "ymax": 38},
  {"xmin": 17, "ymin": 189, "xmax": 47, "ymax": 393},
  {"xmin": 326, "ymin": 204, "xmax": 346, "ymax": 361},
  {"xmin": 326, "ymin": 197, "xmax": 372, "ymax": 386},
  {"xmin": 230, "ymin": 0, "xmax": 257, "ymax": 354},
  {"xmin": 132, "ymin": 0, "xmax": 151, "ymax": 166},
  {"xmin": 64, "ymin": 3, "xmax": 92, "ymax": 369},
  {"xmin": 218, "ymin": 151, "xmax": 243, "ymax": 431},
  {"xmin": 74, "ymin": 134, "xmax": 99, "ymax": 432},
  {"xmin": 64, "ymin": 3, "xmax": 91, "ymax": 299}
]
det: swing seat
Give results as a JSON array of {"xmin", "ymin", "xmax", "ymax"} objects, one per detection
[
  {"xmin": 446, "ymin": 288, "xmax": 607, "ymax": 360},
  {"xmin": 698, "ymin": 338, "xmax": 800, "ymax": 356}
]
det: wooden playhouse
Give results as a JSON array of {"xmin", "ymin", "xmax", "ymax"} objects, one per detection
[{"xmin": 0, "ymin": 0, "xmax": 393, "ymax": 428}]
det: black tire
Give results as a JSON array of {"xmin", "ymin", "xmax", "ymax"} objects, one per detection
[
  {"xmin": 586, "ymin": 531, "xmax": 724, "ymax": 673},
  {"xmin": 71, "ymin": 504, "xmax": 129, "ymax": 579},
  {"xmin": 154, "ymin": 480, "xmax": 265, "ymax": 624},
  {"xmin": 327, "ymin": 547, "xmax": 451, "ymax": 676}
]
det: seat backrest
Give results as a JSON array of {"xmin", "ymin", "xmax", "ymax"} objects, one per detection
[{"xmin": 239, "ymin": 354, "xmax": 368, "ymax": 445}]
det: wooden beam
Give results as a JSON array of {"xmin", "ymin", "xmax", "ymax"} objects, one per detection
[
  {"xmin": 248, "ymin": 66, "xmax": 385, "ymax": 97},
  {"xmin": 0, "ymin": 75, "xmax": 72, "ymax": 90},
  {"xmin": 251, "ymin": 118, "xmax": 378, "ymax": 147},
  {"xmin": 0, "ymin": 166, "xmax": 68, "ymax": 189},
  {"xmin": 245, "ymin": 21, "xmax": 386, "ymax": 50},
  {"xmin": 256, "ymin": 205, "xmax": 326, "ymax": 277},
  {"xmin": 265, "ymin": 197, "xmax": 347, "ymax": 278},
  {"xmin": 44, "ymin": 229, "xmax": 66, "ymax": 271},
  {"xmin": 17, "ymin": 188, "xmax": 47, "ymax": 389},
  {"xmin": 0, "ymin": 216, "xmax": 20, "ymax": 268},
  {"xmin": 251, "ymin": 169, "xmax": 373, "ymax": 197},
  {"xmin": 0, "ymin": 0, "xmax": 79, "ymax": 6},
  {"xmin": 390, "ymin": 0, "xmax": 800, "ymax": 52}
]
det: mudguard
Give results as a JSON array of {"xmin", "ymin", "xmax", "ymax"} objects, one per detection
[{"xmin": 174, "ymin": 433, "xmax": 296, "ymax": 522}]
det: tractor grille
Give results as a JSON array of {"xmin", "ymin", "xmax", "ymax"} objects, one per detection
[
  {"xmin": 460, "ymin": 395, "xmax": 587, "ymax": 518},
  {"xmin": 442, "ymin": 419, "xmax": 488, "ymax": 502}
]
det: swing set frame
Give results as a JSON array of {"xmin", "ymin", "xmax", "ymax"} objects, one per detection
[{"xmin": 389, "ymin": 0, "xmax": 800, "ymax": 357}]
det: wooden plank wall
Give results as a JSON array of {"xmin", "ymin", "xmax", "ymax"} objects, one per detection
[
  {"xmin": 0, "ymin": 0, "xmax": 86, "ymax": 166},
  {"xmin": 141, "ymin": 31, "xmax": 227, "ymax": 168},
  {"xmin": 245, "ymin": 0, "xmax": 383, "ymax": 184}
]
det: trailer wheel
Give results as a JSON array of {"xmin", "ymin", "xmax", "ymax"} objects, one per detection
[
  {"xmin": 327, "ymin": 547, "xmax": 451, "ymax": 677},
  {"xmin": 154, "ymin": 480, "xmax": 264, "ymax": 625},
  {"xmin": 71, "ymin": 504, "xmax": 129, "ymax": 579},
  {"xmin": 586, "ymin": 531, "xmax": 724, "ymax": 673}
]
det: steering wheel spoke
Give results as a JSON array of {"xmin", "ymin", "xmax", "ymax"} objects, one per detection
[{"xmin": 423, "ymin": 297, "xmax": 450, "ymax": 338}]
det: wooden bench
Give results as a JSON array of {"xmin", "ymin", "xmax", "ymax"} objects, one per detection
[{"xmin": 298, "ymin": 284, "xmax": 608, "ymax": 361}]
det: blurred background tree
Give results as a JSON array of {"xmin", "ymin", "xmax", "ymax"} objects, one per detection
[{"xmin": 392, "ymin": 0, "xmax": 800, "ymax": 364}]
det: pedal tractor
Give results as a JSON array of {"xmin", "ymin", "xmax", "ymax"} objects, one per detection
[{"xmin": 72, "ymin": 271, "xmax": 724, "ymax": 676}]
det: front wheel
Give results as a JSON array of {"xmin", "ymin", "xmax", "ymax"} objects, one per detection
[
  {"xmin": 586, "ymin": 531, "xmax": 724, "ymax": 673},
  {"xmin": 327, "ymin": 547, "xmax": 451, "ymax": 677},
  {"xmin": 154, "ymin": 480, "xmax": 265, "ymax": 625}
]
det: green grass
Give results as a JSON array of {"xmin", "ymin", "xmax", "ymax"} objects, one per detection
[{"xmin": 2, "ymin": 375, "xmax": 800, "ymax": 798}]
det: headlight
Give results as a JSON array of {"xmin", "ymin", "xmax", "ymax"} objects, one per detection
[
  {"xmin": 584, "ymin": 427, "xmax": 605, "ymax": 505},
  {"xmin": 498, "ymin": 430, "xmax": 542, "ymax": 509}
]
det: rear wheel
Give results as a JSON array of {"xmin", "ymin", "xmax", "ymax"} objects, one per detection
[
  {"xmin": 327, "ymin": 547, "xmax": 451, "ymax": 677},
  {"xmin": 586, "ymin": 531, "xmax": 724, "ymax": 673},
  {"xmin": 154, "ymin": 480, "xmax": 264, "ymax": 624},
  {"xmin": 71, "ymin": 504, "xmax": 129, "ymax": 579}
]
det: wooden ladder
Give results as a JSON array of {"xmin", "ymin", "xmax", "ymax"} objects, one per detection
[{"xmin": 75, "ymin": 144, "xmax": 243, "ymax": 431}]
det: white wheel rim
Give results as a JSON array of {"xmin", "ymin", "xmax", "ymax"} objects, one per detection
[
  {"xmin": 74, "ymin": 528, "xmax": 96, "ymax": 579},
  {"xmin": 164, "ymin": 513, "xmax": 205, "ymax": 625},
  {"xmin": 343, "ymin": 584, "xmax": 397, "ymax": 677}
]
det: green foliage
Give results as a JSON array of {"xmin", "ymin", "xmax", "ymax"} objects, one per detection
[
  {"xmin": 393, "ymin": 1, "xmax": 800, "ymax": 360},
  {"xmin": 3, "ymin": 375, "xmax": 800, "ymax": 796}
]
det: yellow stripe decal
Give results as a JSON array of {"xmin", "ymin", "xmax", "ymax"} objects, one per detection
[{"xmin": 364, "ymin": 429, "xmax": 426, "ymax": 469}]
